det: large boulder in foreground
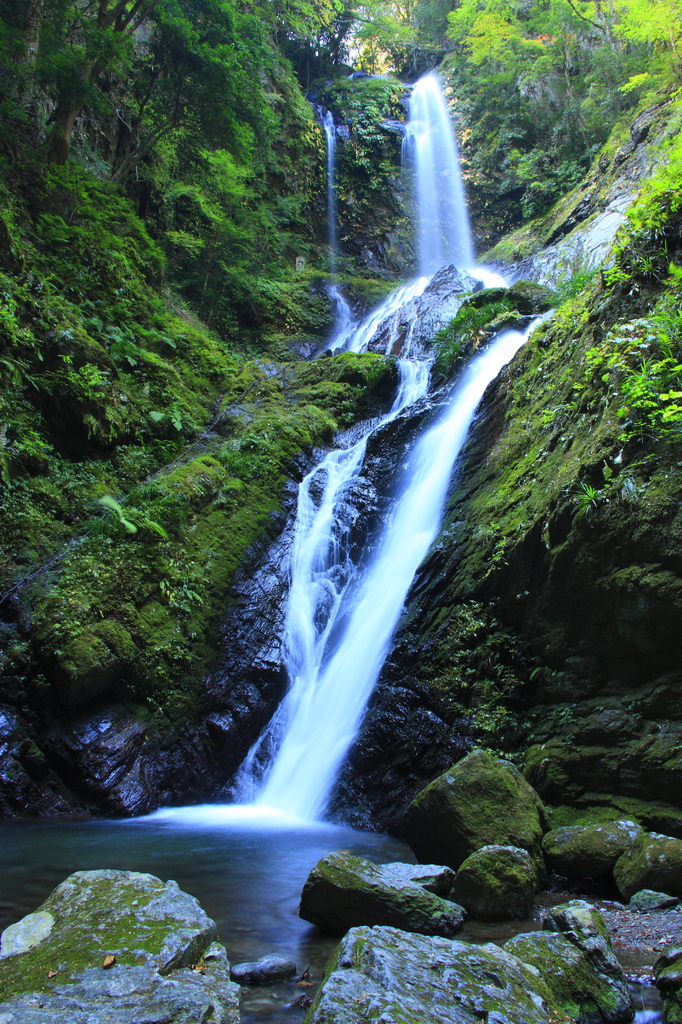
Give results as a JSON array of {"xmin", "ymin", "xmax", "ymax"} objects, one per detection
[
  {"xmin": 614, "ymin": 832, "xmax": 682, "ymax": 900},
  {"xmin": 543, "ymin": 820, "xmax": 644, "ymax": 880},
  {"xmin": 0, "ymin": 869, "xmax": 239, "ymax": 1023},
  {"xmin": 451, "ymin": 845, "xmax": 538, "ymax": 921},
  {"xmin": 505, "ymin": 901, "xmax": 633, "ymax": 1024},
  {"xmin": 654, "ymin": 946, "xmax": 682, "ymax": 1024},
  {"xmin": 299, "ymin": 852, "xmax": 465, "ymax": 938},
  {"xmin": 304, "ymin": 924, "xmax": 565, "ymax": 1024},
  {"xmin": 403, "ymin": 749, "xmax": 547, "ymax": 870}
]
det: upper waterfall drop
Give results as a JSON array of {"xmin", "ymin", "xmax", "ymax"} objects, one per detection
[
  {"xmin": 323, "ymin": 109, "xmax": 339, "ymax": 277},
  {"xmin": 404, "ymin": 73, "xmax": 474, "ymax": 275}
]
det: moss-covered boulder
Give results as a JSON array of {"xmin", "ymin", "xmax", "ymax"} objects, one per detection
[
  {"xmin": 629, "ymin": 889, "xmax": 680, "ymax": 911},
  {"xmin": 466, "ymin": 281, "xmax": 556, "ymax": 314},
  {"xmin": 654, "ymin": 946, "xmax": 682, "ymax": 1024},
  {"xmin": 504, "ymin": 901, "xmax": 633, "ymax": 1024},
  {"xmin": 403, "ymin": 749, "xmax": 547, "ymax": 871},
  {"xmin": 451, "ymin": 845, "xmax": 538, "ymax": 921},
  {"xmin": 0, "ymin": 869, "xmax": 239, "ymax": 1022},
  {"xmin": 298, "ymin": 852, "xmax": 465, "ymax": 938},
  {"xmin": 543, "ymin": 820, "xmax": 644, "ymax": 880},
  {"xmin": 614, "ymin": 832, "xmax": 682, "ymax": 900},
  {"xmin": 304, "ymin": 924, "xmax": 569, "ymax": 1024}
]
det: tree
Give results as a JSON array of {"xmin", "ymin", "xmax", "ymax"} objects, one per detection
[{"xmin": 35, "ymin": 0, "xmax": 160, "ymax": 163}]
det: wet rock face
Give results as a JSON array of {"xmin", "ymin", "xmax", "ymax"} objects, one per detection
[
  {"xmin": 402, "ymin": 749, "xmax": 547, "ymax": 871},
  {"xmin": 328, "ymin": 682, "xmax": 473, "ymax": 832},
  {"xmin": 305, "ymin": 923, "xmax": 572, "ymax": 1024},
  {"xmin": 0, "ymin": 869, "xmax": 240, "ymax": 1023},
  {"xmin": 299, "ymin": 851, "xmax": 465, "ymax": 938},
  {"xmin": 367, "ymin": 266, "xmax": 479, "ymax": 359},
  {"xmin": 0, "ymin": 707, "xmax": 83, "ymax": 817},
  {"xmin": 504, "ymin": 901, "xmax": 633, "ymax": 1024}
]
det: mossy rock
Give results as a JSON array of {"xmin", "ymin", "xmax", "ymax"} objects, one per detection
[
  {"xmin": 614, "ymin": 832, "xmax": 682, "ymax": 900},
  {"xmin": 298, "ymin": 852, "xmax": 465, "ymax": 938},
  {"xmin": 543, "ymin": 819, "xmax": 644, "ymax": 880},
  {"xmin": 305, "ymin": 924, "xmax": 570, "ymax": 1024},
  {"xmin": 504, "ymin": 901, "xmax": 633, "ymax": 1024},
  {"xmin": 655, "ymin": 947, "xmax": 682, "ymax": 1024},
  {"xmin": 0, "ymin": 869, "xmax": 238, "ymax": 1023},
  {"xmin": 451, "ymin": 844, "xmax": 538, "ymax": 921},
  {"xmin": 403, "ymin": 748, "xmax": 547, "ymax": 871},
  {"xmin": 466, "ymin": 281, "xmax": 556, "ymax": 314}
]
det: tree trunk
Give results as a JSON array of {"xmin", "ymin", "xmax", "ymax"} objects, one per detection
[{"xmin": 47, "ymin": 101, "xmax": 82, "ymax": 164}]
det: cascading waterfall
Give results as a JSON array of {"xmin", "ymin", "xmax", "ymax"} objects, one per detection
[
  {"xmin": 233, "ymin": 70, "xmax": 528, "ymax": 821},
  {"xmin": 239, "ymin": 321, "xmax": 537, "ymax": 820},
  {"xmin": 403, "ymin": 72, "xmax": 474, "ymax": 275},
  {"xmin": 234, "ymin": 356, "xmax": 429, "ymax": 804}
]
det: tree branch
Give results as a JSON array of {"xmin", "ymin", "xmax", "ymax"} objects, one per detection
[{"xmin": 561, "ymin": 0, "xmax": 605, "ymax": 33}]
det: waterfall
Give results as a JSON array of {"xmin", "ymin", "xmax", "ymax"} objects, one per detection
[
  {"xmin": 234, "ymin": 357, "xmax": 430, "ymax": 805},
  {"xmin": 241, "ymin": 322, "xmax": 537, "ymax": 819},
  {"xmin": 321, "ymin": 108, "xmax": 354, "ymax": 343},
  {"xmin": 324, "ymin": 110, "xmax": 339, "ymax": 277},
  {"xmin": 404, "ymin": 73, "xmax": 474, "ymax": 275},
  {"xmin": 232, "ymin": 71, "xmax": 524, "ymax": 822}
]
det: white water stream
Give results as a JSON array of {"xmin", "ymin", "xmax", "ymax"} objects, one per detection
[{"xmin": 233, "ymin": 71, "xmax": 532, "ymax": 821}]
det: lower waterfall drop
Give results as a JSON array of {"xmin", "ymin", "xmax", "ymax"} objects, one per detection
[{"xmin": 236, "ymin": 318, "xmax": 539, "ymax": 820}]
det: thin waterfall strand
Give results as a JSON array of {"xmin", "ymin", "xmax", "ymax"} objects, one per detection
[
  {"xmin": 322, "ymin": 108, "xmax": 354, "ymax": 340},
  {"xmin": 324, "ymin": 110, "xmax": 338, "ymax": 277}
]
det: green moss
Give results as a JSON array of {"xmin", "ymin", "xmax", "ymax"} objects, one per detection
[
  {"xmin": 22, "ymin": 351, "xmax": 397, "ymax": 717},
  {"xmin": 0, "ymin": 876, "xmax": 172, "ymax": 998}
]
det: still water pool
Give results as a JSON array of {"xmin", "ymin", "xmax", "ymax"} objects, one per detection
[
  {"xmin": 0, "ymin": 805, "xmax": 665, "ymax": 1023},
  {"xmin": 0, "ymin": 805, "xmax": 412, "ymax": 1021}
]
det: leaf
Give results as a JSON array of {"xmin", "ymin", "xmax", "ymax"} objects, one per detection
[
  {"xmin": 142, "ymin": 518, "xmax": 169, "ymax": 541},
  {"xmin": 149, "ymin": 411, "xmax": 165, "ymax": 423},
  {"xmin": 102, "ymin": 954, "xmax": 117, "ymax": 969},
  {"xmin": 98, "ymin": 495, "xmax": 124, "ymax": 515}
]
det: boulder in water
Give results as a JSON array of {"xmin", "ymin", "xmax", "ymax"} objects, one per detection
[
  {"xmin": 466, "ymin": 280, "xmax": 556, "ymax": 313},
  {"xmin": 542, "ymin": 819, "xmax": 644, "ymax": 879},
  {"xmin": 451, "ymin": 844, "xmax": 538, "ymax": 920},
  {"xmin": 304, "ymin": 924, "xmax": 562, "ymax": 1024},
  {"xmin": 402, "ymin": 748, "xmax": 547, "ymax": 870},
  {"xmin": 299, "ymin": 851, "xmax": 465, "ymax": 938},
  {"xmin": 614, "ymin": 832, "xmax": 682, "ymax": 900},
  {"xmin": 230, "ymin": 954, "xmax": 297, "ymax": 985},
  {"xmin": 504, "ymin": 900, "xmax": 633, "ymax": 1024},
  {"xmin": 0, "ymin": 869, "xmax": 240, "ymax": 1023}
]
